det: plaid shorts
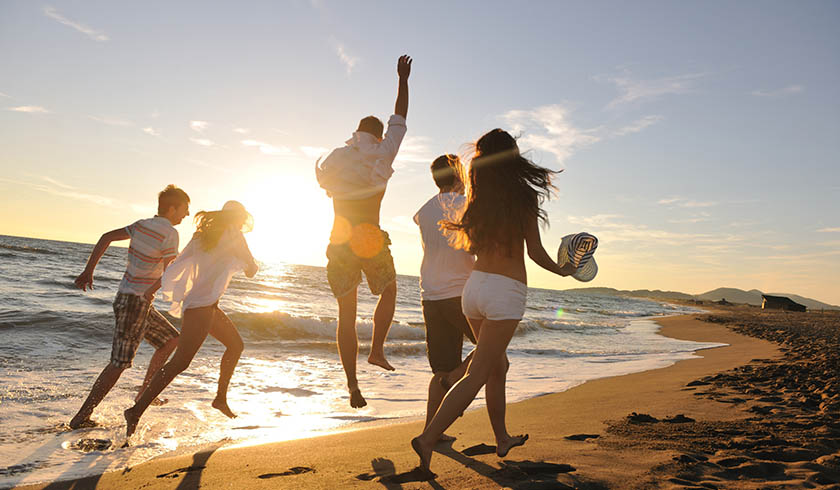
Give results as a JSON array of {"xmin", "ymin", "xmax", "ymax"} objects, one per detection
[
  {"xmin": 326, "ymin": 227, "xmax": 396, "ymax": 298},
  {"xmin": 110, "ymin": 292, "xmax": 179, "ymax": 369}
]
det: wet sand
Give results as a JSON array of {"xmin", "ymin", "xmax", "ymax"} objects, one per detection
[{"xmin": 18, "ymin": 310, "xmax": 840, "ymax": 489}]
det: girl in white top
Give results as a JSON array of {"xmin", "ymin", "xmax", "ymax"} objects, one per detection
[{"xmin": 125, "ymin": 201, "xmax": 258, "ymax": 437}]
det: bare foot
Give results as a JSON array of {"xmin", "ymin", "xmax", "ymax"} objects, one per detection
[
  {"xmin": 367, "ymin": 353, "xmax": 394, "ymax": 371},
  {"xmin": 496, "ymin": 433, "xmax": 529, "ymax": 457},
  {"xmin": 411, "ymin": 436, "xmax": 433, "ymax": 472},
  {"xmin": 124, "ymin": 408, "xmax": 140, "ymax": 438},
  {"xmin": 349, "ymin": 388, "xmax": 367, "ymax": 408},
  {"xmin": 68, "ymin": 417, "xmax": 97, "ymax": 430},
  {"xmin": 438, "ymin": 433, "xmax": 456, "ymax": 443},
  {"xmin": 211, "ymin": 398, "xmax": 237, "ymax": 418}
]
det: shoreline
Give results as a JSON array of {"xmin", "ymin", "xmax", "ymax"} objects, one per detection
[{"xmin": 16, "ymin": 312, "xmax": 783, "ymax": 489}]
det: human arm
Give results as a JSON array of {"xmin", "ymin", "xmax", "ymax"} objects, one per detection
[
  {"xmin": 142, "ymin": 255, "xmax": 176, "ymax": 301},
  {"xmin": 235, "ymin": 233, "xmax": 259, "ymax": 278},
  {"xmin": 394, "ymin": 54, "xmax": 411, "ymax": 119},
  {"xmin": 74, "ymin": 228, "xmax": 130, "ymax": 291},
  {"xmin": 524, "ymin": 214, "xmax": 577, "ymax": 277}
]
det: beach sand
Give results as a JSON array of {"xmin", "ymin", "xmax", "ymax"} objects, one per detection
[{"xmin": 18, "ymin": 310, "xmax": 840, "ymax": 489}]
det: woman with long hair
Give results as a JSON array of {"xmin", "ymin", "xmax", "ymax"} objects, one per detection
[
  {"xmin": 124, "ymin": 200, "xmax": 258, "ymax": 437},
  {"xmin": 411, "ymin": 129, "xmax": 576, "ymax": 472}
]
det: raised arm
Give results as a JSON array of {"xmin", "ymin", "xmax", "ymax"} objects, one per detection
[
  {"xmin": 394, "ymin": 55, "xmax": 411, "ymax": 119},
  {"xmin": 75, "ymin": 228, "xmax": 130, "ymax": 291},
  {"xmin": 524, "ymin": 214, "xmax": 576, "ymax": 277}
]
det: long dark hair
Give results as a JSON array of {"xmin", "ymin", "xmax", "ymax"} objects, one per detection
[{"xmin": 442, "ymin": 129, "xmax": 559, "ymax": 255}]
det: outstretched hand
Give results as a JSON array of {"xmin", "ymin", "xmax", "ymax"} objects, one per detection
[
  {"xmin": 75, "ymin": 270, "xmax": 94, "ymax": 291},
  {"xmin": 397, "ymin": 55, "xmax": 412, "ymax": 79}
]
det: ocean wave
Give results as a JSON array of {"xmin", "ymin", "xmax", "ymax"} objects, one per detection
[
  {"xmin": 227, "ymin": 311, "xmax": 427, "ymax": 341},
  {"xmin": 0, "ymin": 244, "xmax": 59, "ymax": 255}
]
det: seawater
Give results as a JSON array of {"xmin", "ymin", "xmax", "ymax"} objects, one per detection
[{"xmin": 0, "ymin": 235, "xmax": 719, "ymax": 487}]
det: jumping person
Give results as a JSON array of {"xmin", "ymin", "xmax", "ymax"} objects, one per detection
[
  {"xmin": 411, "ymin": 129, "xmax": 577, "ymax": 473},
  {"xmin": 315, "ymin": 55, "xmax": 412, "ymax": 408},
  {"xmin": 69, "ymin": 185, "xmax": 190, "ymax": 429},
  {"xmin": 124, "ymin": 201, "xmax": 258, "ymax": 437},
  {"xmin": 414, "ymin": 155, "xmax": 476, "ymax": 440}
]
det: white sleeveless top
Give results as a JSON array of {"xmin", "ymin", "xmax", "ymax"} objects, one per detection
[{"xmin": 160, "ymin": 228, "xmax": 248, "ymax": 317}]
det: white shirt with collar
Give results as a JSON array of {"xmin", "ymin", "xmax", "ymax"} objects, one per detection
[{"xmin": 315, "ymin": 114, "xmax": 407, "ymax": 200}]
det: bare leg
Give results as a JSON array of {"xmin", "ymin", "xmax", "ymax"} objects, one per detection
[
  {"xmin": 136, "ymin": 336, "xmax": 178, "ymax": 404},
  {"xmin": 124, "ymin": 306, "xmax": 215, "ymax": 437},
  {"xmin": 69, "ymin": 363, "xmax": 126, "ymax": 428},
  {"xmin": 412, "ymin": 318, "xmax": 519, "ymax": 471},
  {"xmin": 368, "ymin": 280, "xmax": 396, "ymax": 371},
  {"xmin": 336, "ymin": 287, "xmax": 366, "ymax": 408},
  {"xmin": 486, "ymin": 353, "xmax": 526, "ymax": 456},
  {"xmin": 208, "ymin": 307, "xmax": 244, "ymax": 418},
  {"xmin": 425, "ymin": 373, "xmax": 455, "ymax": 442}
]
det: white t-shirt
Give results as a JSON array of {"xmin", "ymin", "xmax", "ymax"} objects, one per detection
[
  {"xmin": 160, "ymin": 228, "xmax": 248, "ymax": 317},
  {"xmin": 118, "ymin": 216, "xmax": 179, "ymax": 295},
  {"xmin": 413, "ymin": 193, "xmax": 475, "ymax": 301},
  {"xmin": 315, "ymin": 114, "xmax": 407, "ymax": 200}
]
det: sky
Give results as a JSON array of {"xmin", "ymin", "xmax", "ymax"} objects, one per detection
[{"xmin": 1, "ymin": 1, "xmax": 839, "ymax": 304}]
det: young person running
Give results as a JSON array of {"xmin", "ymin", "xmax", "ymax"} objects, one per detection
[
  {"xmin": 414, "ymin": 155, "xmax": 476, "ymax": 440},
  {"xmin": 315, "ymin": 55, "xmax": 411, "ymax": 408},
  {"xmin": 411, "ymin": 129, "xmax": 577, "ymax": 473},
  {"xmin": 124, "ymin": 201, "xmax": 258, "ymax": 437},
  {"xmin": 69, "ymin": 185, "xmax": 190, "ymax": 429}
]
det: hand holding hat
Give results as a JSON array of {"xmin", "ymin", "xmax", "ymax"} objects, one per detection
[{"xmin": 557, "ymin": 232, "xmax": 598, "ymax": 282}]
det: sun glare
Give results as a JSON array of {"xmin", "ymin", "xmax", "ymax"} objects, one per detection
[{"xmin": 245, "ymin": 173, "xmax": 333, "ymax": 266}]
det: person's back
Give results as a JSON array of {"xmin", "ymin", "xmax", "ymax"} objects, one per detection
[
  {"xmin": 415, "ymin": 190, "xmax": 474, "ymax": 300},
  {"xmin": 315, "ymin": 55, "xmax": 412, "ymax": 409}
]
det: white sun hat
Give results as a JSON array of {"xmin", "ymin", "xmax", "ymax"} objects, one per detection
[{"xmin": 557, "ymin": 232, "xmax": 598, "ymax": 282}]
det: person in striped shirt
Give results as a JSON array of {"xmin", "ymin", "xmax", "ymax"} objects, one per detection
[{"xmin": 69, "ymin": 185, "xmax": 191, "ymax": 429}]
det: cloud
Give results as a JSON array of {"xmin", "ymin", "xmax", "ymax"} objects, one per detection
[
  {"xmin": 88, "ymin": 115, "xmax": 133, "ymax": 126},
  {"xmin": 614, "ymin": 115, "xmax": 664, "ymax": 136},
  {"xmin": 600, "ymin": 72, "xmax": 704, "ymax": 108},
  {"xmin": 0, "ymin": 92, "xmax": 11, "ymax": 98},
  {"xmin": 335, "ymin": 43, "xmax": 358, "ymax": 74},
  {"xmin": 393, "ymin": 136, "xmax": 435, "ymax": 168},
  {"xmin": 233, "ymin": 127, "xmax": 250, "ymax": 134},
  {"xmin": 190, "ymin": 138, "xmax": 215, "ymax": 147},
  {"xmin": 190, "ymin": 120, "xmax": 209, "ymax": 132},
  {"xmin": 501, "ymin": 104, "xmax": 600, "ymax": 164},
  {"xmin": 300, "ymin": 146, "xmax": 329, "ymax": 159},
  {"xmin": 657, "ymin": 196, "xmax": 717, "ymax": 208},
  {"xmin": 42, "ymin": 6, "xmax": 108, "ymax": 42},
  {"xmin": 567, "ymin": 214, "xmax": 740, "ymax": 247},
  {"xmin": 817, "ymin": 227, "xmax": 840, "ymax": 233},
  {"xmin": 751, "ymin": 85, "xmax": 804, "ymax": 97},
  {"xmin": 0, "ymin": 176, "xmax": 117, "ymax": 207},
  {"xmin": 8, "ymin": 106, "xmax": 50, "ymax": 114},
  {"xmin": 142, "ymin": 127, "xmax": 160, "ymax": 137},
  {"xmin": 241, "ymin": 139, "xmax": 291, "ymax": 155}
]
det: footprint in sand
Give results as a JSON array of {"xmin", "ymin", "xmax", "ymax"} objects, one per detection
[
  {"xmin": 564, "ymin": 434, "xmax": 600, "ymax": 441},
  {"xmin": 156, "ymin": 465, "xmax": 206, "ymax": 479},
  {"xmin": 258, "ymin": 466, "xmax": 315, "ymax": 479}
]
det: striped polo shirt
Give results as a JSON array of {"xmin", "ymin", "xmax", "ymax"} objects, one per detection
[{"xmin": 118, "ymin": 216, "xmax": 180, "ymax": 295}]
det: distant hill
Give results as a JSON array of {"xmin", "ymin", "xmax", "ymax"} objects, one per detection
[
  {"xmin": 696, "ymin": 288, "xmax": 840, "ymax": 311},
  {"xmin": 564, "ymin": 286, "xmax": 840, "ymax": 310},
  {"xmin": 562, "ymin": 287, "xmax": 694, "ymax": 301}
]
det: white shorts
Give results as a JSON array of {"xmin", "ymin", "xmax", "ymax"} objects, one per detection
[{"xmin": 461, "ymin": 271, "xmax": 527, "ymax": 321}]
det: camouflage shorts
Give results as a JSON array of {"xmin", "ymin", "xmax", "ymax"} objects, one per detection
[{"xmin": 326, "ymin": 226, "xmax": 396, "ymax": 298}]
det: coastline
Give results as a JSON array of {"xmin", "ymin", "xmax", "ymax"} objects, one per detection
[{"xmin": 15, "ymin": 312, "xmax": 783, "ymax": 489}]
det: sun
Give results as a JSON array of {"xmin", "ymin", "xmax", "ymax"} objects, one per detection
[{"xmin": 244, "ymin": 172, "xmax": 333, "ymax": 266}]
